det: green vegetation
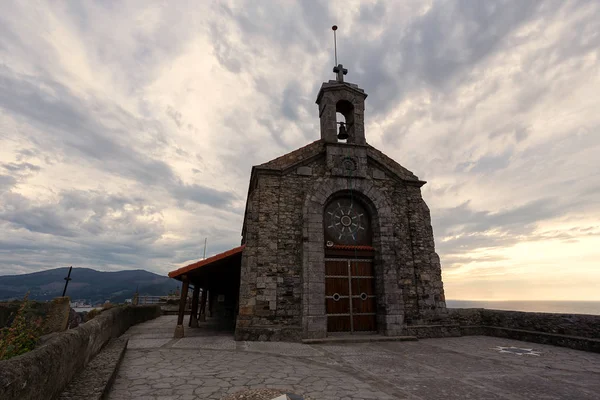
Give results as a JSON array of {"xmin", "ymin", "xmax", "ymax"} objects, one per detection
[
  {"xmin": 84, "ymin": 308, "xmax": 101, "ymax": 321},
  {"xmin": 84, "ymin": 302, "xmax": 118, "ymax": 322},
  {"xmin": 0, "ymin": 294, "xmax": 43, "ymax": 360}
]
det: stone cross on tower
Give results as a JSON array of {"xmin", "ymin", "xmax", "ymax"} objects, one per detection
[{"xmin": 333, "ymin": 64, "xmax": 348, "ymax": 83}]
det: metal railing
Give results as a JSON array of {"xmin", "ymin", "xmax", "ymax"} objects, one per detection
[{"xmin": 137, "ymin": 295, "xmax": 181, "ymax": 305}]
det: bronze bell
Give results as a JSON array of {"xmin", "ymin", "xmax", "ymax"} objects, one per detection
[{"xmin": 337, "ymin": 123, "xmax": 349, "ymax": 140}]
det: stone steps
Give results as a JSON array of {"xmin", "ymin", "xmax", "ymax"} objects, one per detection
[{"xmin": 58, "ymin": 337, "xmax": 128, "ymax": 400}]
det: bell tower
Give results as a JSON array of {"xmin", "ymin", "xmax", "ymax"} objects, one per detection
[{"xmin": 316, "ymin": 26, "xmax": 368, "ymax": 145}]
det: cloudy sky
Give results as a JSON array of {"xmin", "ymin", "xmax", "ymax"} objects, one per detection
[{"xmin": 1, "ymin": 0, "xmax": 599, "ymax": 301}]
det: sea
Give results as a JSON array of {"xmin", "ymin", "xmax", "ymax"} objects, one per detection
[
  {"xmin": 446, "ymin": 300, "xmax": 600, "ymax": 316},
  {"xmin": 73, "ymin": 307, "xmax": 101, "ymax": 313},
  {"xmin": 75, "ymin": 303, "xmax": 600, "ymax": 315}
]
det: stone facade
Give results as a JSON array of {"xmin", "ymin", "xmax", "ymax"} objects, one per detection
[{"xmin": 235, "ymin": 79, "xmax": 447, "ymax": 341}]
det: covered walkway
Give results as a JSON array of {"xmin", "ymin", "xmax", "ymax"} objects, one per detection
[{"xmin": 168, "ymin": 245, "xmax": 244, "ymax": 338}]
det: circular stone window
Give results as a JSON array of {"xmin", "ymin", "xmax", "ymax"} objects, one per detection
[{"xmin": 342, "ymin": 157, "xmax": 357, "ymax": 171}]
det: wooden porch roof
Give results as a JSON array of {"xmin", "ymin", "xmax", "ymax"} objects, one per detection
[{"xmin": 168, "ymin": 245, "xmax": 245, "ymax": 280}]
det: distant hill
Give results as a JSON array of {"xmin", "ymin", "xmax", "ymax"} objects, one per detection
[{"xmin": 0, "ymin": 267, "xmax": 179, "ymax": 304}]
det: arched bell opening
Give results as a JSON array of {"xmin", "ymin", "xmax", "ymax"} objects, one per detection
[
  {"xmin": 336, "ymin": 100, "xmax": 355, "ymax": 142},
  {"xmin": 323, "ymin": 191, "xmax": 379, "ymax": 334},
  {"xmin": 335, "ymin": 112, "xmax": 348, "ymax": 143}
]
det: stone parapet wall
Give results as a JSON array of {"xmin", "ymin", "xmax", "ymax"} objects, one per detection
[
  {"xmin": 447, "ymin": 308, "xmax": 600, "ymax": 353},
  {"xmin": 405, "ymin": 324, "xmax": 461, "ymax": 338},
  {"xmin": 445, "ymin": 308, "xmax": 485, "ymax": 326},
  {"xmin": 480, "ymin": 309, "xmax": 600, "ymax": 338},
  {"xmin": 234, "ymin": 326, "xmax": 302, "ymax": 342},
  {"xmin": 0, "ymin": 305, "xmax": 161, "ymax": 400}
]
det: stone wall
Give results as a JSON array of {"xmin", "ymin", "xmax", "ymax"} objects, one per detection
[
  {"xmin": 236, "ymin": 170, "xmax": 306, "ymax": 342},
  {"xmin": 0, "ymin": 305, "xmax": 161, "ymax": 400},
  {"xmin": 447, "ymin": 308, "xmax": 600, "ymax": 353}
]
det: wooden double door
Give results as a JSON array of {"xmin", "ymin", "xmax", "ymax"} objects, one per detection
[{"xmin": 325, "ymin": 258, "xmax": 377, "ymax": 333}]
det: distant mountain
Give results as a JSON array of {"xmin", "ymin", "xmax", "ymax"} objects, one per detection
[{"xmin": 0, "ymin": 267, "xmax": 180, "ymax": 304}]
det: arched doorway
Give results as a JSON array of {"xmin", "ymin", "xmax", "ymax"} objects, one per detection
[{"xmin": 323, "ymin": 196, "xmax": 377, "ymax": 333}]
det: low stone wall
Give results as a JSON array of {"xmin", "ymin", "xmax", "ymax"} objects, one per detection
[
  {"xmin": 235, "ymin": 325, "xmax": 303, "ymax": 342},
  {"xmin": 447, "ymin": 308, "xmax": 600, "ymax": 353},
  {"xmin": 0, "ymin": 305, "xmax": 161, "ymax": 400},
  {"xmin": 405, "ymin": 324, "xmax": 461, "ymax": 338}
]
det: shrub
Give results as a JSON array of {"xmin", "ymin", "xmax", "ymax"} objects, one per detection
[
  {"xmin": 84, "ymin": 303, "xmax": 120, "ymax": 322},
  {"xmin": 84, "ymin": 308, "xmax": 101, "ymax": 321},
  {"xmin": 0, "ymin": 293, "xmax": 43, "ymax": 360}
]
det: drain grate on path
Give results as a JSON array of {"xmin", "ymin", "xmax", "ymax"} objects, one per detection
[
  {"xmin": 493, "ymin": 346, "xmax": 541, "ymax": 356},
  {"xmin": 219, "ymin": 389, "xmax": 305, "ymax": 400}
]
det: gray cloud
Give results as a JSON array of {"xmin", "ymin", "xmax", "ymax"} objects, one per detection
[
  {"xmin": 0, "ymin": 66, "xmax": 236, "ymax": 208},
  {"xmin": 166, "ymin": 106, "xmax": 183, "ymax": 129},
  {"xmin": 353, "ymin": 1, "xmax": 542, "ymax": 114},
  {"xmin": 454, "ymin": 150, "xmax": 513, "ymax": 174},
  {"xmin": 0, "ymin": 175, "xmax": 17, "ymax": 194},
  {"xmin": 2, "ymin": 162, "xmax": 41, "ymax": 173}
]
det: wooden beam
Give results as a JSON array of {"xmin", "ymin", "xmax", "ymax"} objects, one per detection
[
  {"xmin": 199, "ymin": 288, "xmax": 207, "ymax": 322},
  {"xmin": 208, "ymin": 290, "xmax": 214, "ymax": 317},
  {"xmin": 189, "ymin": 285, "xmax": 200, "ymax": 328},
  {"xmin": 174, "ymin": 276, "xmax": 189, "ymax": 338}
]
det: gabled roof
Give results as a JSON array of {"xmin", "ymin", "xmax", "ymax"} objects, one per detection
[
  {"xmin": 168, "ymin": 245, "xmax": 245, "ymax": 279},
  {"xmin": 257, "ymin": 139, "xmax": 325, "ymax": 170},
  {"xmin": 253, "ymin": 138, "xmax": 422, "ymax": 184},
  {"xmin": 366, "ymin": 145, "xmax": 421, "ymax": 182}
]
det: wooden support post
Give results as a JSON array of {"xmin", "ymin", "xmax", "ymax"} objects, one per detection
[
  {"xmin": 199, "ymin": 288, "xmax": 207, "ymax": 322},
  {"xmin": 189, "ymin": 285, "xmax": 200, "ymax": 328},
  {"xmin": 208, "ymin": 290, "xmax": 214, "ymax": 317},
  {"xmin": 174, "ymin": 277, "xmax": 189, "ymax": 338}
]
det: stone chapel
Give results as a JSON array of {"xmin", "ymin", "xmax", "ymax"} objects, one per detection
[{"xmin": 169, "ymin": 62, "xmax": 448, "ymax": 341}]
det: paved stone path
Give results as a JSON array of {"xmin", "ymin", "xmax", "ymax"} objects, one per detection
[{"xmin": 108, "ymin": 316, "xmax": 600, "ymax": 400}]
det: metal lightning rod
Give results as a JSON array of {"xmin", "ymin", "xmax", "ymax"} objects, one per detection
[{"xmin": 332, "ymin": 25, "xmax": 338, "ymax": 65}]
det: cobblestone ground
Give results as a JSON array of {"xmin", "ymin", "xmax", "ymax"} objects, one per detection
[{"xmin": 108, "ymin": 316, "xmax": 600, "ymax": 400}]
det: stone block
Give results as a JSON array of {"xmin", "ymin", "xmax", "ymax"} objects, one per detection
[
  {"xmin": 373, "ymin": 169, "xmax": 386, "ymax": 180},
  {"xmin": 43, "ymin": 296, "xmax": 71, "ymax": 334},
  {"xmin": 296, "ymin": 166, "xmax": 313, "ymax": 176}
]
